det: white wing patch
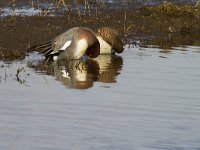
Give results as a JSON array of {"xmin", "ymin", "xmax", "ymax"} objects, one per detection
[
  {"xmin": 53, "ymin": 56, "xmax": 58, "ymax": 61},
  {"xmin": 60, "ymin": 40, "xmax": 72, "ymax": 50},
  {"xmin": 50, "ymin": 40, "xmax": 72, "ymax": 55},
  {"xmin": 61, "ymin": 70, "xmax": 70, "ymax": 78}
]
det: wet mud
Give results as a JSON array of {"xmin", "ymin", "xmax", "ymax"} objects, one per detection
[{"xmin": 0, "ymin": 1, "xmax": 200, "ymax": 60}]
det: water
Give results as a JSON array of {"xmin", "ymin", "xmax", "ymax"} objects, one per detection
[
  {"xmin": 0, "ymin": 0, "xmax": 198, "ymax": 17},
  {"xmin": 0, "ymin": 43, "xmax": 200, "ymax": 150},
  {"xmin": 0, "ymin": 0, "xmax": 200, "ymax": 149},
  {"xmin": 0, "ymin": 7, "xmax": 43, "ymax": 17}
]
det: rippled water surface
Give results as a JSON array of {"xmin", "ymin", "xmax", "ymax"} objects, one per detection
[{"xmin": 0, "ymin": 44, "xmax": 200, "ymax": 150}]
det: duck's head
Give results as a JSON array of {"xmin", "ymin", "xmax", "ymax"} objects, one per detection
[
  {"xmin": 95, "ymin": 27, "xmax": 124, "ymax": 54},
  {"xmin": 77, "ymin": 27, "xmax": 100, "ymax": 58}
]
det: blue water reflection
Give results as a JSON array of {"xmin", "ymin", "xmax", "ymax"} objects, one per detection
[{"xmin": 0, "ymin": 44, "xmax": 200, "ymax": 150}]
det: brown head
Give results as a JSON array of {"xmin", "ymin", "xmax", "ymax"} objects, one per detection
[
  {"xmin": 77, "ymin": 27, "xmax": 100, "ymax": 58},
  {"xmin": 96, "ymin": 27, "xmax": 124, "ymax": 53}
]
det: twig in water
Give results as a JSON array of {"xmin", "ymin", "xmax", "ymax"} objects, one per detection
[
  {"xmin": 16, "ymin": 67, "xmax": 24, "ymax": 79},
  {"xmin": 60, "ymin": 0, "xmax": 69, "ymax": 12},
  {"xmin": 15, "ymin": 67, "xmax": 28, "ymax": 85},
  {"xmin": 44, "ymin": 1, "xmax": 54, "ymax": 16},
  {"xmin": 124, "ymin": 11, "xmax": 127, "ymax": 32}
]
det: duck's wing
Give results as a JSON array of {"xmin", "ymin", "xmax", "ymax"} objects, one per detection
[
  {"xmin": 28, "ymin": 28, "xmax": 76, "ymax": 57},
  {"xmin": 27, "ymin": 40, "xmax": 53, "ymax": 55},
  {"xmin": 49, "ymin": 29, "xmax": 74, "ymax": 55}
]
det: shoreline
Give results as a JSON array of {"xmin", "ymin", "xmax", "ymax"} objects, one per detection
[{"xmin": 0, "ymin": 2, "xmax": 200, "ymax": 60}]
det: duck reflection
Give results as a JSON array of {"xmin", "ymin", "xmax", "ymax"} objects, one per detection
[
  {"xmin": 49, "ymin": 59, "xmax": 98, "ymax": 89},
  {"xmin": 95, "ymin": 55, "xmax": 123, "ymax": 83},
  {"xmin": 30, "ymin": 55, "xmax": 123, "ymax": 89}
]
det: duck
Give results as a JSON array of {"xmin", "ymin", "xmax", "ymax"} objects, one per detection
[
  {"xmin": 28, "ymin": 27, "xmax": 124, "ymax": 61},
  {"xmin": 95, "ymin": 27, "xmax": 124, "ymax": 54},
  {"xmin": 29, "ymin": 27, "xmax": 100, "ymax": 61}
]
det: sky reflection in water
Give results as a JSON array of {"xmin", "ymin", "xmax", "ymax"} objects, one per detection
[{"xmin": 0, "ymin": 44, "xmax": 200, "ymax": 150}]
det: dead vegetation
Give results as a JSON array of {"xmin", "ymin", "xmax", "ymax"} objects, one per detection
[
  {"xmin": 0, "ymin": 1, "xmax": 200, "ymax": 60},
  {"xmin": 140, "ymin": 2, "xmax": 200, "ymax": 18}
]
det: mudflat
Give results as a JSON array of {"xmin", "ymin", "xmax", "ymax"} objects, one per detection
[{"xmin": 0, "ymin": 1, "xmax": 200, "ymax": 60}]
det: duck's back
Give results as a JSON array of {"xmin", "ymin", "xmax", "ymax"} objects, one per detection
[
  {"xmin": 51, "ymin": 27, "xmax": 78, "ymax": 54},
  {"xmin": 28, "ymin": 27, "xmax": 100, "ymax": 60}
]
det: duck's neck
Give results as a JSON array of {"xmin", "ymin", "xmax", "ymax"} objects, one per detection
[
  {"xmin": 96, "ymin": 36, "xmax": 112, "ymax": 54},
  {"xmin": 73, "ymin": 39, "xmax": 88, "ymax": 59}
]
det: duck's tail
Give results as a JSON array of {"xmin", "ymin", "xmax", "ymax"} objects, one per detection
[{"xmin": 27, "ymin": 40, "xmax": 54, "ymax": 57}]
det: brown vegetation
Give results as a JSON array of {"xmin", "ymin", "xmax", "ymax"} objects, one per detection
[{"xmin": 0, "ymin": 2, "xmax": 200, "ymax": 60}]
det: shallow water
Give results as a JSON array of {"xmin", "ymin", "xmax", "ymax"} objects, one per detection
[
  {"xmin": 0, "ymin": 44, "xmax": 200, "ymax": 150},
  {"xmin": 0, "ymin": 0, "xmax": 198, "ymax": 16}
]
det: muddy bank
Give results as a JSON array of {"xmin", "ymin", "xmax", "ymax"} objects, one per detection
[
  {"xmin": 0, "ymin": 0, "xmax": 198, "ymax": 8},
  {"xmin": 0, "ymin": 2, "xmax": 200, "ymax": 60}
]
